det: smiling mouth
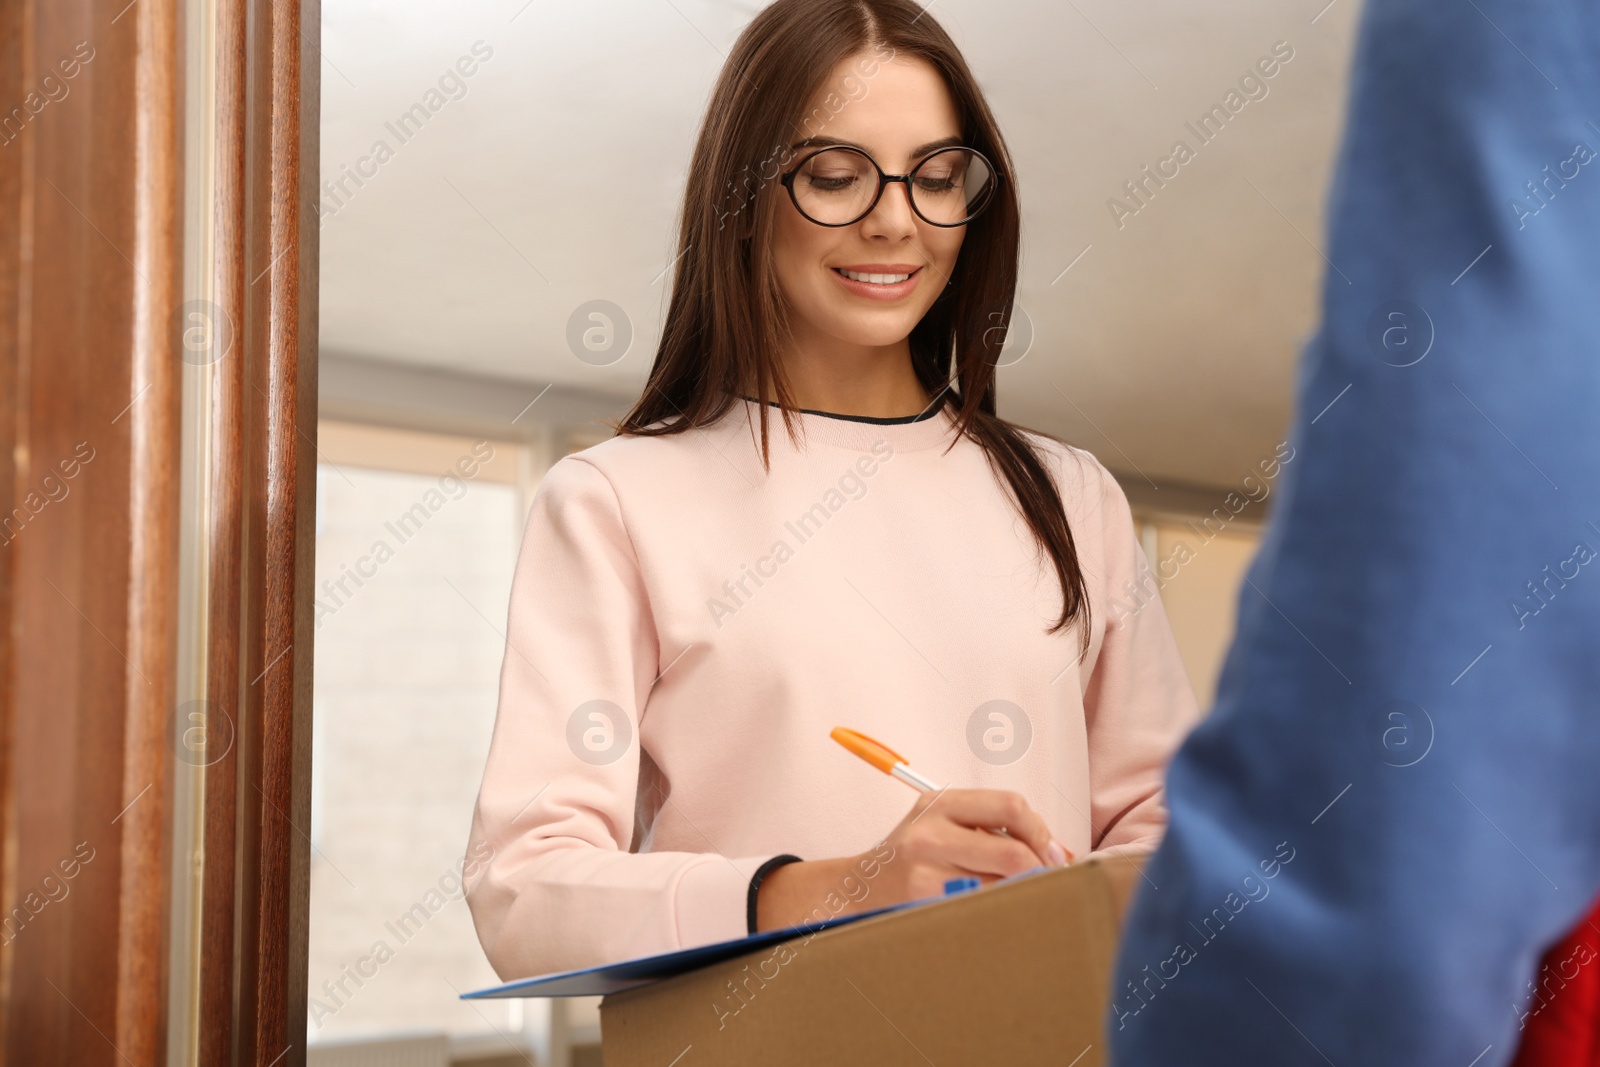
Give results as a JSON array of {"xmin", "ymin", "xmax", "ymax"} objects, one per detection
[{"xmin": 833, "ymin": 267, "xmax": 919, "ymax": 285}]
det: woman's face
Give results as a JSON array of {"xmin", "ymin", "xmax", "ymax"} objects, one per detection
[{"xmin": 769, "ymin": 53, "xmax": 968, "ymax": 353}]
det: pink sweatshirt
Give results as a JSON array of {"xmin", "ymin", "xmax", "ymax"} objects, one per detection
[{"xmin": 464, "ymin": 396, "xmax": 1203, "ymax": 980}]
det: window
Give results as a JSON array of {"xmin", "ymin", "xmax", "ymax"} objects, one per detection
[{"xmin": 307, "ymin": 421, "xmax": 535, "ymax": 1053}]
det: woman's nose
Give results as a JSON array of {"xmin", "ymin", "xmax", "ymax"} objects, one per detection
[{"xmin": 862, "ymin": 180, "xmax": 919, "ymax": 235}]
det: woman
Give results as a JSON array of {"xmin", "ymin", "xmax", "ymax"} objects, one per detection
[{"xmin": 464, "ymin": 0, "xmax": 1201, "ymax": 980}]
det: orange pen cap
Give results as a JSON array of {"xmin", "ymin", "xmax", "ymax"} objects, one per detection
[{"xmin": 830, "ymin": 727, "xmax": 906, "ymax": 775}]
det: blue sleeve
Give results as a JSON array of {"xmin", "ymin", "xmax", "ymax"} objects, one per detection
[{"xmin": 1108, "ymin": 1, "xmax": 1600, "ymax": 1063}]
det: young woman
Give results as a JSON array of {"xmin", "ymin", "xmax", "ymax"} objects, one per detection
[{"xmin": 464, "ymin": 0, "xmax": 1202, "ymax": 980}]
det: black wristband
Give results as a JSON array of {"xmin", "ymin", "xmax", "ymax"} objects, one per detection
[{"xmin": 747, "ymin": 854, "xmax": 804, "ymax": 935}]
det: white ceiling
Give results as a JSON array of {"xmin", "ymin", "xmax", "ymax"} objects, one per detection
[{"xmin": 318, "ymin": 0, "xmax": 1361, "ymax": 490}]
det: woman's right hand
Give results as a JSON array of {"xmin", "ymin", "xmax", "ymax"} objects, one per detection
[{"xmin": 755, "ymin": 788, "xmax": 1072, "ymax": 932}]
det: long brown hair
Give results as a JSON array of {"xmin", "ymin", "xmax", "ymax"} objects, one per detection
[{"xmin": 615, "ymin": 0, "xmax": 1091, "ymax": 655}]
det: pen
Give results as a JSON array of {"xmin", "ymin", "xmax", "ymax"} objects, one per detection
[
  {"xmin": 829, "ymin": 726, "xmax": 1074, "ymax": 864},
  {"xmin": 830, "ymin": 726, "xmax": 945, "ymax": 791}
]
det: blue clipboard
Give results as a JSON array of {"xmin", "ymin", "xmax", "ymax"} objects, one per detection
[{"xmin": 460, "ymin": 864, "xmax": 1057, "ymax": 999}]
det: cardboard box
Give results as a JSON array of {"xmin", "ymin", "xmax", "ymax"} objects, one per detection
[{"xmin": 599, "ymin": 854, "xmax": 1145, "ymax": 1066}]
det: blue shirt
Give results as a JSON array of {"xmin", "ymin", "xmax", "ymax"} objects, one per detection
[{"xmin": 1110, "ymin": 0, "xmax": 1600, "ymax": 1063}]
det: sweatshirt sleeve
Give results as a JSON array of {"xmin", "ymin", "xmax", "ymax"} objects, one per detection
[
  {"xmin": 1078, "ymin": 454, "xmax": 1204, "ymax": 859},
  {"xmin": 464, "ymin": 454, "xmax": 783, "ymax": 980}
]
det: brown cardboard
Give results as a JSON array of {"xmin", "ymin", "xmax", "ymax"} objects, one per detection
[{"xmin": 599, "ymin": 854, "xmax": 1145, "ymax": 1067}]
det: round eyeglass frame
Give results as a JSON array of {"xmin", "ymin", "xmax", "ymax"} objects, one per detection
[{"xmin": 777, "ymin": 145, "xmax": 1000, "ymax": 228}]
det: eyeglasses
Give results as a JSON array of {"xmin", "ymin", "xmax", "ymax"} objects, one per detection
[{"xmin": 778, "ymin": 145, "xmax": 998, "ymax": 228}]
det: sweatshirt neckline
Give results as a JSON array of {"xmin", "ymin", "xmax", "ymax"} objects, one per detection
[
  {"xmin": 737, "ymin": 394, "xmax": 943, "ymax": 425},
  {"xmin": 729, "ymin": 393, "xmax": 961, "ymax": 453}
]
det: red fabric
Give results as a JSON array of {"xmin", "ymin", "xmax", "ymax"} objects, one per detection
[{"xmin": 1512, "ymin": 895, "xmax": 1600, "ymax": 1066}]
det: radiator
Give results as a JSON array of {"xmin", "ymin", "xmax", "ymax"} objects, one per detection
[{"xmin": 307, "ymin": 1032, "xmax": 450, "ymax": 1067}]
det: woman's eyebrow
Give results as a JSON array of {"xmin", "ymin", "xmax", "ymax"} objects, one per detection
[{"xmin": 788, "ymin": 134, "xmax": 964, "ymax": 157}]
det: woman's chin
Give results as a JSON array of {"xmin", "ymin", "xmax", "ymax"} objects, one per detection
[{"xmin": 814, "ymin": 312, "xmax": 927, "ymax": 349}]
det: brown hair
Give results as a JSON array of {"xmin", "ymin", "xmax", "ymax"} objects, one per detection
[{"xmin": 615, "ymin": 0, "xmax": 1091, "ymax": 655}]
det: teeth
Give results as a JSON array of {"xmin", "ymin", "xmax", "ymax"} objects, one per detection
[{"xmin": 839, "ymin": 269, "xmax": 912, "ymax": 284}]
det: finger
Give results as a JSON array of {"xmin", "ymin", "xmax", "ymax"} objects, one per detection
[
  {"xmin": 929, "ymin": 819, "xmax": 1046, "ymax": 878},
  {"xmin": 925, "ymin": 789, "xmax": 1063, "ymax": 867}
]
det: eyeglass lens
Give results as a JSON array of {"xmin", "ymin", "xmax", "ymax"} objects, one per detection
[{"xmin": 791, "ymin": 147, "xmax": 994, "ymax": 225}]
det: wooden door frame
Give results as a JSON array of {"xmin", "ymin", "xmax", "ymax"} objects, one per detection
[
  {"xmin": 0, "ymin": 0, "xmax": 319, "ymax": 1062},
  {"xmin": 192, "ymin": 0, "xmax": 320, "ymax": 1061}
]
